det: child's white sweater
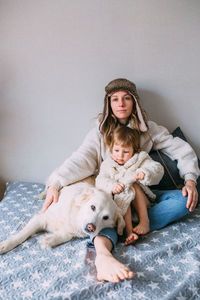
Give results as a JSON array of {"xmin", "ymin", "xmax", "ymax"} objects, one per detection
[{"xmin": 95, "ymin": 151, "xmax": 164, "ymax": 216}]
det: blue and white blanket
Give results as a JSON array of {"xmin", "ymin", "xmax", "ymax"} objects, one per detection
[{"xmin": 0, "ymin": 182, "xmax": 200, "ymax": 300}]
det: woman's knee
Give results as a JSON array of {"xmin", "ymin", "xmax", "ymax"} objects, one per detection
[
  {"xmin": 155, "ymin": 190, "xmax": 187, "ymax": 204},
  {"xmin": 150, "ymin": 190, "xmax": 190, "ymax": 222}
]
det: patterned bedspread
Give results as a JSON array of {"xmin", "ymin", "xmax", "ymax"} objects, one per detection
[{"xmin": 0, "ymin": 182, "xmax": 200, "ymax": 300}]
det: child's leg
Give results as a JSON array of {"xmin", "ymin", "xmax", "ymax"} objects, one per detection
[
  {"xmin": 132, "ymin": 183, "xmax": 150, "ymax": 235},
  {"xmin": 124, "ymin": 206, "xmax": 138, "ymax": 245}
]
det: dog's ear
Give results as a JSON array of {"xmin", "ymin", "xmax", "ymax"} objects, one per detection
[
  {"xmin": 114, "ymin": 209, "xmax": 125, "ymax": 235},
  {"xmin": 75, "ymin": 187, "xmax": 95, "ymax": 206}
]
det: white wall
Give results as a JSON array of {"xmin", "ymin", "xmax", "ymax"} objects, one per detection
[{"xmin": 0, "ymin": 0, "xmax": 200, "ymax": 196}]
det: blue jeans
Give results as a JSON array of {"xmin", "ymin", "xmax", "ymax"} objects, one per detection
[
  {"xmin": 87, "ymin": 189, "xmax": 190, "ymax": 248},
  {"xmin": 148, "ymin": 189, "xmax": 189, "ymax": 231}
]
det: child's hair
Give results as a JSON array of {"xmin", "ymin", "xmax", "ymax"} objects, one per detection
[{"xmin": 110, "ymin": 126, "xmax": 141, "ymax": 153}]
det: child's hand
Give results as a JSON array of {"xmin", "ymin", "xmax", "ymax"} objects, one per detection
[
  {"xmin": 112, "ymin": 183, "xmax": 125, "ymax": 194},
  {"xmin": 134, "ymin": 171, "xmax": 145, "ymax": 181}
]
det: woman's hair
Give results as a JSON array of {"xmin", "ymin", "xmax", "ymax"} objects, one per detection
[{"xmin": 110, "ymin": 126, "xmax": 141, "ymax": 153}]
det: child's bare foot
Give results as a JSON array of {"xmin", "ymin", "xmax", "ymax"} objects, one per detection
[
  {"xmin": 95, "ymin": 253, "xmax": 134, "ymax": 283},
  {"xmin": 133, "ymin": 220, "xmax": 150, "ymax": 235},
  {"xmin": 124, "ymin": 232, "xmax": 139, "ymax": 246}
]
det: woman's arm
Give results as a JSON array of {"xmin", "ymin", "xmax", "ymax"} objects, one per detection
[
  {"xmin": 41, "ymin": 126, "xmax": 102, "ymax": 213},
  {"xmin": 46, "ymin": 127, "xmax": 101, "ymax": 190},
  {"xmin": 148, "ymin": 120, "xmax": 200, "ymax": 183},
  {"xmin": 148, "ymin": 121, "xmax": 199, "ymax": 211},
  {"xmin": 41, "ymin": 186, "xmax": 59, "ymax": 213}
]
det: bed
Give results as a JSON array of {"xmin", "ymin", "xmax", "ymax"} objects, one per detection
[
  {"xmin": 0, "ymin": 180, "xmax": 200, "ymax": 300},
  {"xmin": 0, "ymin": 127, "xmax": 200, "ymax": 299}
]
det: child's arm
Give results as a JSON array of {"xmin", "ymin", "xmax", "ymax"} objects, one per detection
[
  {"xmin": 134, "ymin": 171, "xmax": 145, "ymax": 181},
  {"xmin": 136, "ymin": 155, "xmax": 164, "ymax": 186},
  {"xmin": 112, "ymin": 183, "xmax": 125, "ymax": 194},
  {"xmin": 121, "ymin": 152, "xmax": 164, "ymax": 187}
]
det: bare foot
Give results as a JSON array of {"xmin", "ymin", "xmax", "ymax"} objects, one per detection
[
  {"xmin": 133, "ymin": 220, "xmax": 150, "ymax": 235},
  {"xmin": 124, "ymin": 232, "xmax": 139, "ymax": 246},
  {"xmin": 95, "ymin": 253, "xmax": 134, "ymax": 283}
]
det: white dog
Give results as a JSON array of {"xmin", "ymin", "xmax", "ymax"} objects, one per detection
[{"xmin": 0, "ymin": 183, "xmax": 125, "ymax": 254}]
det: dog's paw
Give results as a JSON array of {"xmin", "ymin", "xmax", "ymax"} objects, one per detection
[
  {"xmin": 0, "ymin": 240, "xmax": 11, "ymax": 254},
  {"xmin": 39, "ymin": 235, "xmax": 55, "ymax": 249}
]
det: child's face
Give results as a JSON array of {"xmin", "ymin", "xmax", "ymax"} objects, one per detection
[{"xmin": 111, "ymin": 142, "xmax": 134, "ymax": 165}]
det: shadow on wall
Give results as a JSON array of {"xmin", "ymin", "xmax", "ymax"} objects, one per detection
[
  {"xmin": 138, "ymin": 89, "xmax": 178, "ymax": 128},
  {"xmin": 0, "ymin": 67, "xmax": 17, "ymax": 200},
  {"xmin": 0, "ymin": 178, "xmax": 6, "ymax": 201},
  {"xmin": 138, "ymin": 88, "xmax": 199, "ymax": 157}
]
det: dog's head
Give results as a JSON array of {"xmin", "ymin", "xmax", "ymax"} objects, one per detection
[{"xmin": 75, "ymin": 185, "xmax": 125, "ymax": 237}]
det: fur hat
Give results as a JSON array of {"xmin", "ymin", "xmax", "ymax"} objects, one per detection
[{"xmin": 104, "ymin": 78, "xmax": 148, "ymax": 132}]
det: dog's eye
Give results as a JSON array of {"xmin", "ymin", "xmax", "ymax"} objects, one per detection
[
  {"xmin": 91, "ymin": 205, "xmax": 96, "ymax": 211},
  {"xmin": 103, "ymin": 215, "xmax": 109, "ymax": 220}
]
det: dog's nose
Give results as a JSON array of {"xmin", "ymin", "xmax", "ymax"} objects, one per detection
[{"xmin": 85, "ymin": 223, "xmax": 96, "ymax": 233}]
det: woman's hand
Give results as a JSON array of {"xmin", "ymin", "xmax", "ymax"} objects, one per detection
[
  {"xmin": 40, "ymin": 186, "xmax": 59, "ymax": 213},
  {"xmin": 112, "ymin": 183, "xmax": 125, "ymax": 194},
  {"xmin": 182, "ymin": 180, "xmax": 198, "ymax": 212}
]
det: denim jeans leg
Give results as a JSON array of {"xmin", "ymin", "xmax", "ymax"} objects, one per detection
[
  {"xmin": 87, "ymin": 227, "xmax": 118, "ymax": 249},
  {"xmin": 148, "ymin": 190, "xmax": 190, "ymax": 232}
]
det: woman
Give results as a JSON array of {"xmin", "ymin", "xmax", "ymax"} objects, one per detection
[{"xmin": 41, "ymin": 78, "xmax": 199, "ymax": 283}]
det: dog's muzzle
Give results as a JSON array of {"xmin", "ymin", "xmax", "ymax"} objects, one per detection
[{"xmin": 85, "ymin": 223, "xmax": 96, "ymax": 233}]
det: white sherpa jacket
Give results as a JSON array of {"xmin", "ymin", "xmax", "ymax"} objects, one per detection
[
  {"xmin": 46, "ymin": 120, "xmax": 200, "ymax": 190},
  {"xmin": 95, "ymin": 151, "xmax": 164, "ymax": 216}
]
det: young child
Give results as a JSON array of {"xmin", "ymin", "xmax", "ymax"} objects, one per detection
[{"xmin": 96, "ymin": 126, "xmax": 164, "ymax": 245}]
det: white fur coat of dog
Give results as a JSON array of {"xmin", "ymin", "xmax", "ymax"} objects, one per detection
[{"xmin": 0, "ymin": 182, "xmax": 125, "ymax": 254}]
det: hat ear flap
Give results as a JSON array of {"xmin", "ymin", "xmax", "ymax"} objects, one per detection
[
  {"xmin": 105, "ymin": 95, "xmax": 109, "ymax": 120},
  {"xmin": 99, "ymin": 95, "xmax": 111, "ymax": 132},
  {"xmin": 132, "ymin": 95, "xmax": 148, "ymax": 132}
]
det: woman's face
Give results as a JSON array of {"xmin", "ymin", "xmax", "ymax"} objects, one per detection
[{"xmin": 110, "ymin": 91, "xmax": 133, "ymax": 124}]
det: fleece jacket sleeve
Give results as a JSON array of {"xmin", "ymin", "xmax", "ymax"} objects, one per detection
[
  {"xmin": 46, "ymin": 127, "xmax": 101, "ymax": 190},
  {"xmin": 148, "ymin": 121, "xmax": 200, "ymax": 182}
]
